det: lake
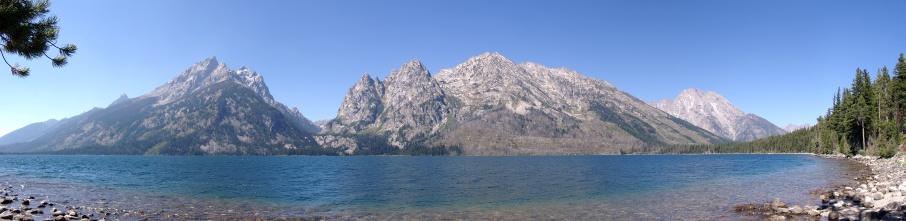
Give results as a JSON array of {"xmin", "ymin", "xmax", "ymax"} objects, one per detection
[{"xmin": 0, "ymin": 154, "xmax": 864, "ymax": 220}]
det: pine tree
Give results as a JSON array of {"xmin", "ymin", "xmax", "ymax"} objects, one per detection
[
  {"xmin": 893, "ymin": 54, "xmax": 906, "ymax": 131},
  {"xmin": 876, "ymin": 67, "xmax": 892, "ymax": 122},
  {"xmin": 0, "ymin": 0, "xmax": 76, "ymax": 77}
]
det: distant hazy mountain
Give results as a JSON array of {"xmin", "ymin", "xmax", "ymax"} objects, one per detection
[
  {"xmin": 651, "ymin": 88, "xmax": 786, "ymax": 141},
  {"xmin": 0, "ymin": 119, "xmax": 60, "ymax": 146},
  {"xmin": 0, "ymin": 57, "xmax": 326, "ymax": 155},
  {"xmin": 321, "ymin": 52, "xmax": 726, "ymax": 155},
  {"xmin": 784, "ymin": 124, "xmax": 811, "ymax": 132}
]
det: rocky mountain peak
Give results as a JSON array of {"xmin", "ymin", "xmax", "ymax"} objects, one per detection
[
  {"xmin": 195, "ymin": 56, "xmax": 221, "ymax": 71},
  {"xmin": 147, "ymin": 57, "xmax": 277, "ymax": 104},
  {"xmin": 324, "ymin": 73, "xmax": 386, "ymax": 134},
  {"xmin": 672, "ymin": 88, "xmax": 745, "ymax": 118},
  {"xmin": 0, "ymin": 56, "xmax": 325, "ymax": 154},
  {"xmin": 468, "ymin": 52, "xmax": 511, "ymax": 64},
  {"xmin": 233, "ymin": 66, "xmax": 272, "ymax": 104},
  {"xmin": 357, "ymin": 73, "xmax": 377, "ymax": 84},
  {"xmin": 454, "ymin": 52, "xmax": 517, "ymax": 72},
  {"xmin": 386, "ymin": 60, "xmax": 431, "ymax": 83},
  {"xmin": 145, "ymin": 57, "xmax": 319, "ymax": 133},
  {"xmin": 108, "ymin": 93, "xmax": 130, "ymax": 107},
  {"xmin": 652, "ymin": 88, "xmax": 785, "ymax": 141}
]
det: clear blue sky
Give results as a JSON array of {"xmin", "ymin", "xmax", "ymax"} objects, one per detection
[{"xmin": 1, "ymin": 0, "xmax": 905, "ymax": 136}]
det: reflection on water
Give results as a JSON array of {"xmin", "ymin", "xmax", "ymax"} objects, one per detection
[{"xmin": 0, "ymin": 154, "xmax": 863, "ymax": 220}]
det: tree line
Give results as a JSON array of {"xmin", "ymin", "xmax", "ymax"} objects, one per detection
[{"xmin": 663, "ymin": 54, "xmax": 906, "ymax": 157}]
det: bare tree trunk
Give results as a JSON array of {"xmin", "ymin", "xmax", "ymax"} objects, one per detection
[{"xmin": 862, "ymin": 120, "xmax": 867, "ymax": 154}]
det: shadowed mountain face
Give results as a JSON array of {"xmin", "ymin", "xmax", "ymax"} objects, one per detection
[
  {"xmin": 321, "ymin": 53, "xmax": 727, "ymax": 155},
  {"xmin": 651, "ymin": 88, "xmax": 786, "ymax": 142},
  {"xmin": 0, "ymin": 58, "xmax": 327, "ymax": 155}
]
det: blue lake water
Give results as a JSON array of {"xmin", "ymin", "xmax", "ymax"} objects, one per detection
[{"xmin": 0, "ymin": 154, "xmax": 863, "ymax": 220}]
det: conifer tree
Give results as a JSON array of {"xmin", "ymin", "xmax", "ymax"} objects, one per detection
[
  {"xmin": 876, "ymin": 67, "xmax": 892, "ymax": 122},
  {"xmin": 893, "ymin": 54, "xmax": 906, "ymax": 131}
]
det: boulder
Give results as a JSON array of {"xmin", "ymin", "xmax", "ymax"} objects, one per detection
[
  {"xmin": 789, "ymin": 205, "xmax": 803, "ymax": 214},
  {"xmin": 833, "ymin": 200, "xmax": 845, "ymax": 209},
  {"xmin": 775, "ymin": 207, "xmax": 790, "ymax": 214},
  {"xmin": 840, "ymin": 207, "xmax": 860, "ymax": 217},
  {"xmin": 13, "ymin": 214, "xmax": 33, "ymax": 221},
  {"xmin": 806, "ymin": 208, "xmax": 820, "ymax": 216},
  {"xmin": 884, "ymin": 201, "xmax": 902, "ymax": 211},
  {"xmin": 771, "ymin": 198, "xmax": 787, "ymax": 208},
  {"xmin": 860, "ymin": 209, "xmax": 878, "ymax": 220},
  {"xmin": 872, "ymin": 192, "xmax": 884, "ymax": 200}
]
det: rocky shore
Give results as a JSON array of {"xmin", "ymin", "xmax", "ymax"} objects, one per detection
[
  {"xmin": 736, "ymin": 154, "xmax": 906, "ymax": 220},
  {"xmin": 0, "ymin": 184, "xmax": 121, "ymax": 221}
]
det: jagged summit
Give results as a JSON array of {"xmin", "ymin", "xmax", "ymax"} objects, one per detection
[
  {"xmin": 652, "ymin": 88, "xmax": 786, "ymax": 141},
  {"xmin": 387, "ymin": 59, "xmax": 432, "ymax": 81},
  {"xmin": 470, "ymin": 51, "xmax": 510, "ymax": 61},
  {"xmin": 454, "ymin": 52, "xmax": 517, "ymax": 69},
  {"xmin": 108, "ymin": 93, "xmax": 130, "ymax": 107},
  {"xmin": 358, "ymin": 73, "xmax": 375, "ymax": 82}
]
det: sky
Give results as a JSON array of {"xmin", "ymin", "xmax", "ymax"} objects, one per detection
[{"xmin": 1, "ymin": 0, "xmax": 905, "ymax": 136}]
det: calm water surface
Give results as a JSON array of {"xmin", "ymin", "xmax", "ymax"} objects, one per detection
[{"xmin": 0, "ymin": 154, "xmax": 863, "ymax": 220}]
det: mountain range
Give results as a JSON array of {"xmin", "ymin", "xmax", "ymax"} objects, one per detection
[
  {"xmin": 0, "ymin": 53, "xmax": 733, "ymax": 155},
  {"xmin": 651, "ymin": 88, "xmax": 786, "ymax": 141},
  {"xmin": 319, "ymin": 53, "xmax": 726, "ymax": 155}
]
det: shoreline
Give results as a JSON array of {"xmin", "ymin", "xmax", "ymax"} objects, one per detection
[
  {"xmin": 0, "ymin": 152, "xmax": 822, "ymax": 157},
  {"xmin": 0, "ymin": 154, "xmax": 864, "ymax": 220},
  {"xmin": 736, "ymin": 154, "xmax": 906, "ymax": 220}
]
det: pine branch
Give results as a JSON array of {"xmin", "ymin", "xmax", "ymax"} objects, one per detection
[
  {"xmin": 0, "ymin": 49, "xmax": 29, "ymax": 77},
  {"xmin": 0, "ymin": 49, "xmax": 12, "ymax": 68}
]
